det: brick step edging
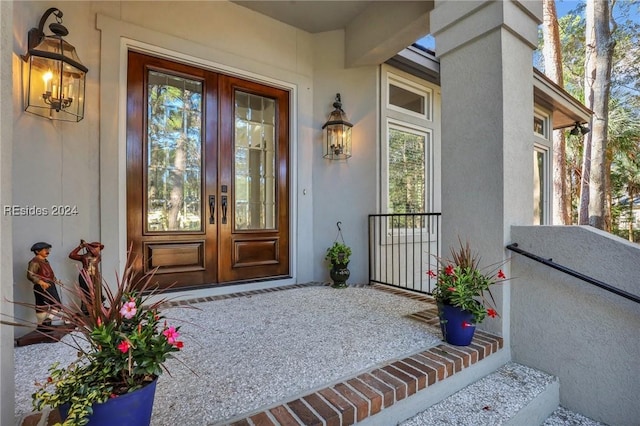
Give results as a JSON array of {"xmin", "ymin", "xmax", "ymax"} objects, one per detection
[{"xmin": 230, "ymin": 331, "xmax": 503, "ymax": 426}]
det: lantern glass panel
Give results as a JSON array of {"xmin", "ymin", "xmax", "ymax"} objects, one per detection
[
  {"xmin": 24, "ymin": 36, "xmax": 87, "ymax": 121},
  {"xmin": 324, "ymin": 122, "xmax": 352, "ymax": 160}
]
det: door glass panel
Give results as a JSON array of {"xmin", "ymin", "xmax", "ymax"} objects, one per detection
[
  {"xmin": 234, "ymin": 90, "xmax": 276, "ymax": 230},
  {"xmin": 146, "ymin": 71, "xmax": 203, "ymax": 232}
]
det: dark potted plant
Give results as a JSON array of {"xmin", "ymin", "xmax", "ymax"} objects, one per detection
[
  {"xmin": 428, "ymin": 239, "xmax": 507, "ymax": 346},
  {"xmin": 325, "ymin": 241, "xmax": 352, "ymax": 288}
]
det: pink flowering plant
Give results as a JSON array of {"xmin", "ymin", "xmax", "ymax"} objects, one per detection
[
  {"xmin": 429, "ymin": 239, "xmax": 508, "ymax": 325},
  {"xmin": 29, "ymin": 258, "xmax": 184, "ymax": 425}
]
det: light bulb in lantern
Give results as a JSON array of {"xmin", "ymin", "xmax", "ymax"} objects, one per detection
[{"xmin": 42, "ymin": 70, "xmax": 53, "ymax": 93}]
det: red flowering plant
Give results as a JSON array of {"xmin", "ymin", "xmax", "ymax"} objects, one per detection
[
  {"xmin": 23, "ymin": 257, "xmax": 185, "ymax": 425},
  {"xmin": 428, "ymin": 239, "xmax": 508, "ymax": 325}
]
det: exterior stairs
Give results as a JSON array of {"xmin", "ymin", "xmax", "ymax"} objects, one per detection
[
  {"xmin": 400, "ymin": 362, "xmax": 605, "ymax": 426},
  {"xmin": 16, "ymin": 284, "xmax": 609, "ymax": 426},
  {"xmin": 227, "ymin": 330, "xmax": 508, "ymax": 426},
  {"xmin": 228, "ymin": 355, "xmax": 605, "ymax": 426},
  {"xmin": 227, "ymin": 285, "xmax": 605, "ymax": 426}
]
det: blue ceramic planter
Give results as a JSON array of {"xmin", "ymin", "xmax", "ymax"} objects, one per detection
[
  {"xmin": 60, "ymin": 378, "xmax": 157, "ymax": 426},
  {"xmin": 438, "ymin": 303, "xmax": 476, "ymax": 346}
]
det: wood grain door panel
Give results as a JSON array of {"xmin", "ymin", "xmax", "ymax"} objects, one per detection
[
  {"xmin": 217, "ymin": 76, "xmax": 290, "ymax": 282},
  {"xmin": 127, "ymin": 52, "xmax": 289, "ymax": 290},
  {"xmin": 127, "ymin": 51, "xmax": 218, "ymax": 290}
]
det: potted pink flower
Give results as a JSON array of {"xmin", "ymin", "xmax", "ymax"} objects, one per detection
[{"xmin": 24, "ymin": 258, "xmax": 184, "ymax": 425}]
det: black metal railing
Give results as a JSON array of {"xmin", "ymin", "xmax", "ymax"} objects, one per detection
[
  {"xmin": 507, "ymin": 243, "xmax": 640, "ymax": 304},
  {"xmin": 368, "ymin": 213, "xmax": 441, "ymax": 294}
]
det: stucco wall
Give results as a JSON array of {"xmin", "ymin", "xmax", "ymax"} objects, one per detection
[
  {"xmin": 311, "ymin": 30, "xmax": 378, "ymax": 284},
  {"xmin": 10, "ymin": 1, "xmax": 382, "ymax": 318},
  {"xmin": 12, "ymin": 1, "xmax": 102, "ymax": 329},
  {"xmin": 511, "ymin": 225, "xmax": 640, "ymax": 426},
  {"xmin": 432, "ymin": 0, "xmax": 541, "ymax": 339},
  {"xmin": 6, "ymin": 1, "xmax": 391, "ymax": 421},
  {"xmin": 1, "ymin": 2, "xmax": 15, "ymax": 425}
]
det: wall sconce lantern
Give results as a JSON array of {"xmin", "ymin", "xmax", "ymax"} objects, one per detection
[
  {"xmin": 569, "ymin": 121, "xmax": 590, "ymax": 136},
  {"xmin": 322, "ymin": 93, "xmax": 353, "ymax": 160},
  {"xmin": 22, "ymin": 8, "xmax": 88, "ymax": 122}
]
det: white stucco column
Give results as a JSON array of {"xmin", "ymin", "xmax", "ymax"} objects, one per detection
[
  {"xmin": 0, "ymin": 1, "xmax": 15, "ymax": 424},
  {"xmin": 431, "ymin": 1, "xmax": 542, "ymax": 338}
]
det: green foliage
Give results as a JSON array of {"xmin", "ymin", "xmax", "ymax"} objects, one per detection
[
  {"xmin": 537, "ymin": 1, "xmax": 640, "ymax": 228},
  {"xmin": 611, "ymin": 226, "xmax": 640, "ymax": 243},
  {"xmin": 27, "ymin": 258, "xmax": 184, "ymax": 425},
  {"xmin": 430, "ymin": 240, "xmax": 507, "ymax": 324},
  {"xmin": 33, "ymin": 361, "xmax": 118, "ymax": 426},
  {"xmin": 611, "ymin": 139, "xmax": 640, "ymax": 240},
  {"xmin": 325, "ymin": 241, "xmax": 352, "ymax": 267},
  {"xmin": 551, "ymin": 1, "xmax": 640, "ymax": 102}
]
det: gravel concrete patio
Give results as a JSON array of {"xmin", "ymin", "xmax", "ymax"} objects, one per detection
[{"xmin": 15, "ymin": 284, "xmax": 441, "ymax": 425}]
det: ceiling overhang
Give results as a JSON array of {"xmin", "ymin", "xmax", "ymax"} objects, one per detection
[
  {"xmin": 232, "ymin": 1, "xmax": 433, "ymax": 67},
  {"xmin": 533, "ymin": 69, "xmax": 592, "ymax": 130},
  {"xmin": 232, "ymin": 1, "xmax": 590, "ymax": 129},
  {"xmin": 231, "ymin": 1, "xmax": 373, "ymax": 33}
]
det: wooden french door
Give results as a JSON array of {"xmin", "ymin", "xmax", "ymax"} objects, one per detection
[{"xmin": 126, "ymin": 52, "xmax": 289, "ymax": 290}]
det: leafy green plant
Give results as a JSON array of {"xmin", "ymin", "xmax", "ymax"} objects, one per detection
[
  {"xmin": 9, "ymin": 256, "xmax": 184, "ymax": 425},
  {"xmin": 325, "ymin": 241, "xmax": 352, "ymax": 267},
  {"xmin": 429, "ymin": 239, "xmax": 508, "ymax": 324}
]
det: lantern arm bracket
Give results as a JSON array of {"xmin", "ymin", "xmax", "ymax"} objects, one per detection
[{"xmin": 22, "ymin": 7, "xmax": 65, "ymax": 61}]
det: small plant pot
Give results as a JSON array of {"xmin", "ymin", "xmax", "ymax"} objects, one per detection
[
  {"xmin": 438, "ymin": 303, "xmax": 476, "ymax": 346},
  {"xmin": 60, "ymin": 378, "xmax": 157, "ymax": 426},
  {"xmin": 329, "ymin": 262, "xmax": 350, "ymax": 288}
]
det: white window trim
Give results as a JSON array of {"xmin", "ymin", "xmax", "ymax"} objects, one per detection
[
  {"xmin": 380, "ymin": 65, "xmax": 441, "ymax": 243},
  {"xmin": 534, "ymin": 143, "xmax": 551, "ymax": 225},
  {"xmin": 387, "ymin": 74, "xmax": 433, "ymax": 121},
  {"xmin": 533, "ymin": 107, "xmax": 552, "ymax": 225},
  {"xmin": 534, "ymin": 108, "xmax": 551, "ymax": 145},
  {"xmin": 382, "ymin": 119, "xmax": 434, "ymax": 216},
  {"xmin": 534, "ymin": 112, "xmax": 549, "ymax": 139}
]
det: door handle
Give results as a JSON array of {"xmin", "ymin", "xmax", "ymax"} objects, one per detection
[
  {"xmin": 221, "ymin": 195, "xmax": 228, "ymax": 225},
  {"xmin": 209, "ymin": 195, "xmax": 216, "ymax": 224}
]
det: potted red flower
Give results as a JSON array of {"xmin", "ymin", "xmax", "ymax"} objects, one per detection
[{"xmin": 429, "ymin": 239, "xmax": 508, "ymax": 346}]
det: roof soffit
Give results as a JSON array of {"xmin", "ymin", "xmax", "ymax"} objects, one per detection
[
  {"xmin": 533, "ymin": 69, "xmax": 592, "ymax": 129},
  {"xmin": 231, "ymin": 1, "xmax": 374, "ymax": 33},
  {"xmin": 232, "ymin": 1, "xmax": 434, "ymax": 67},
  {"xmin": 231, "ymin": 1, "xmax": 589, "ymax": 127}
]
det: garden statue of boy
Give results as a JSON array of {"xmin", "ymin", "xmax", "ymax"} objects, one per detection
[
  {"xmin": 69, "ymin": 239, "xmax": 104, "ymax": 314},
  {"xmin": 27, "ymin": 242, "xmax": 62, "ymax": 330}
]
